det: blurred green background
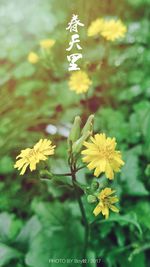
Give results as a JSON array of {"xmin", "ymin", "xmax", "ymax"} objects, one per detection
[{"xmin": 0, "ymin": 0, "xmax": 150, "ymax": 266}]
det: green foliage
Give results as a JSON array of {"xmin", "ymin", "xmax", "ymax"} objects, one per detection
[
  {"xmin": 0, "ymin": 202, "xmax": 84, "ymax": 267},
  {"xmin": 26, "ymin": 201, "xmax": 84, "ymax": 267}
]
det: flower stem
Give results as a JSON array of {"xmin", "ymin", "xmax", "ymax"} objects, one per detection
[
  {"xmin": 53, "ymin": 172, "xmax": 72, "ymax": 176},
  {"xmin": 70, "ymin": 166, "xmax": 89, "ymax": 265}
]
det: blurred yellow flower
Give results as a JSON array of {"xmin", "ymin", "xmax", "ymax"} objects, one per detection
[
  {"xmin": 69, "ymin": 71, "xmax": 92, "ymax": 94},
  {"xmin": 81, "ymin": 133, "xmax": 124, "ymax": 179},
  {"xmin": 93, "ymin": 187, "xmax": 119, "ymax": 219},
  {"xmin": 88, "ymin": 18, "xmax": 126, "ymax": 41},
  {"xmin": 27, "ymin": 52, "xmax": 39, "ymax": 64},
  {"xmin": 14, "ymin": 139, "xmax": 55, "ymax": 175},
  {"xmin": 101, "ymin": 19, "xmax": 127, "ymax": 41},
  {"xmin": 40, "ymin": 39, "xmax": 55, "ymax": 49},
  {"xmin": 87, "ymin": 18, "xmax": 104, "ymax": 37}
]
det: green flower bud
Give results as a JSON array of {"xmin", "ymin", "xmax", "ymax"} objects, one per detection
[
  {"xmin": 81, "ymin": 114, "xmax": 94, "ymax": 136},
  {"xmin": 72, "ymin": 131, "xmax": 91, "ymax": 154},
  {"xmin": 87, "ymin": 195, "xmax": 97, "ymax": 204},
  {"xmin": 91, "ymin": 181, "xmax": 99, "ymax": 191},
  {"xmin": 68, "ymin": 116, "xmax": 81, "ymax": 145},
  {"xmin": 85, "ymin": 186, "xmax": 91, "ymax": 195},
  {"xmin": 39, "ymin": 170, "xmax": 53, "ymax": 179}
]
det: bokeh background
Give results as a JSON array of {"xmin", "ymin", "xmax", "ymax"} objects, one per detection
[{"xmin": 0, "ymin": 0, "xmax": 150, "ymax": 266}]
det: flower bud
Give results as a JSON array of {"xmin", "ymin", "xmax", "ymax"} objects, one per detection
[
  {"xmin": 91, "ymin": 181, "xmax": 99, "ymax": 191},
  {"xmin": 39, "ymin": 170, "xmax": 53, "ymax": 179},
  {"xmin": 68, "ymin": 116, "xmax": 81, "ymax": 145},
  {"xmin": 81, "ymin": 114, "xmax": 94, "ymax": 136},
  {"xmin": 85, "ymin": 186, "xmax": 91, "ymax": 195},
  {"xmin": 72, "ymin": 131, "xmax": 91, "ymax": 154},
  {"xmin": 87, "ymin": 195, "xmax": 97, "ymax": 204}
]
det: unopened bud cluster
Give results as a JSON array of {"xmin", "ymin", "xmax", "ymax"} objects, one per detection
[
  {"xmin": 67, "ymin": 114, "xmax": 94, "ymax": 156},
  {"xmin": 86, "ymin": 180, "xmax": 100, "ymax": 204}
]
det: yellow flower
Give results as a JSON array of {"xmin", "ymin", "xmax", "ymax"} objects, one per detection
[
  {"xmin": 27, "ymin": 52, "xmax": 39, "ymax": 64},
  {"xmin": 101, "ymin": 19, "xmax": 127, "ymax": 41},
  {"xmin": 40, "ymin": 39, "xmax": 55, "ymax": 49},
  {"xmin": 87, "ymin": 18, "xmax": 105, "ymax": 37},
  {"xmin": 14, "ymin": 139, "xmax": 55, "ymax": 175},
  {"xmin": 93, "ymin": 187, "xmax": 119, "ymax": 219},
  {"xmin": 69, "ymin": 71, "xmax": 92, "ymax": 94},
  {"xmin": 81, "ymin": 133, "xmax": 124, "ymax": 179}
]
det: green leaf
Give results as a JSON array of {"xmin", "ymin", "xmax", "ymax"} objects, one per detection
[
  {"xmin": 95, "ymin": 108, "xmax": 129, "ymax": 143},
  {"xmin": 93, "ymin": 212, "xmax": 142, "ymax": 235},
  {"xmin": 49, "ymin": 81, "xmax": 80, "ymax": 107},
  {"xmin": 0, "ymin": 213, "xmax": 22, "ymax": 242},
  {"xmin": 133, "ymin": 201, "xmax": 150, "ymax": 229},
  {"xmin": 121, "ymin": 150, "xmax": 149, "ymax": 196},
  {"xmin": 15, "ymin": 80, "xmax": 45, "ymax": 96},
  {"xmin": 130, "ymin": 101, "xmax": 150, "ymax": 152},
  {"xmin": 0, "ymin": 243, "xmax": 21, "ymax": 266},
  {"xmin": 16, "ymin": 216, "xmax": 41, "ymax": 245},
  {"xmin": 118, "ymin": 252, "xmax": 146, "ymax": 267},
  {"xmin": 115, "ymin": 227, "xmax": 126, "ymax": 247},
  {"xmin": 118, "ymin": 85, "xmax": 142, "ymax": 102},
  {"xmin": 25, "ymin": 201, "xmax": 84, "ymax": 267},
  {"xmin": 13, "ymin": 62, "xmax": 35, "ymax": 79}
]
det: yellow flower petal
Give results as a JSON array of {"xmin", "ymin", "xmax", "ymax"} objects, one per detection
[
  {"xmin": 93, "ymin": 204, "xmax": 102, "ymax": 216},
  {"xmin": 110, "ymin": 205, "xmax": 119, "ymax": 213},
  {"xmin": 101, "ymin": 206, "xmax": 109, "ymax": 219},
  {"xmin": 30, "ymin": 161, "xmax": 37, "ymax": 171},
  {"xmin": 94, "ymin": 167, "xmax": 101, "ymax": 177},
  {"xmin": 105, "ymin": 162, "xmax": 114, "ymax": 180},
  {"xmin": 20, "ymin": 163, "xmax": 29, "ymax": 175}
]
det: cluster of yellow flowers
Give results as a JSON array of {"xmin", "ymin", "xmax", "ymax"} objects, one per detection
[
  {"xmin": 88, "ymin": 18, "xmax": 127, "ymax": 41},
  {"xmin": 14, "ymin": 123, "xmax": 124, "ymax": 219},
  {"xmin": 16, "ymin": 15, "xmax": 127, "ymax": 225},
  {"xmin": 27, "ymin": 19, "xmax": 126, "ymax": 98},
  {"xmin": 67, "ymin": 19, "xmax": 126, "ymax": 95},
  {"xmin": 27, "ymin": 38, "xmax": 55, "ymax": 64},
  {"xmin": 68, "ymin": 71, "xmax": 92, "ymax": 94},
  {"xmin": 82, "ymin": 133, "xmax": 124, "ymax": 219}
]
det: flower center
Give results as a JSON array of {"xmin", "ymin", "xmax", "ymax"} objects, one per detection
[
  {"xmin": 25, "ymin": 149, "xmax": 38, "ymax": 162},
  {"xmin": 103, "ymin": 197, "xmax": 111, "ymax": 207},
  {"xmin": 98, "ymin": 146, "xmax": 114, "ymax": 160}
]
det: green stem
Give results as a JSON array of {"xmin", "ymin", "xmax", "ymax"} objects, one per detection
[
  {"xmin": 53, "ymin": 172, "xmax": 72, "ymax": 177},
  {"xmin": 76, "ymin": 165, "xmax": 86, "ymax": 171},
  {"xmin": 70, "ymin": 166, "xmax": 89, "ymax": 266}
]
